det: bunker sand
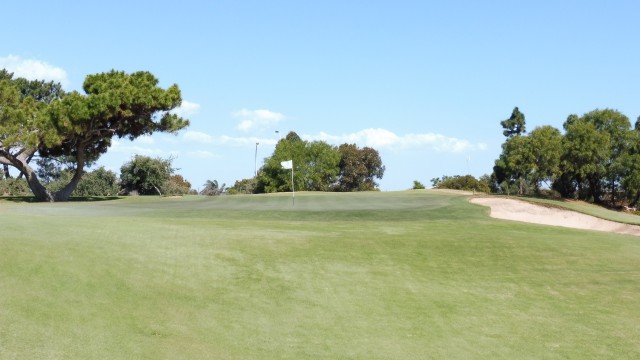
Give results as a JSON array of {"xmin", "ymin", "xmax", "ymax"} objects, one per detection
[{"xmin": 470, "ymin": 197, "xmax": 640, "ymax": 237}]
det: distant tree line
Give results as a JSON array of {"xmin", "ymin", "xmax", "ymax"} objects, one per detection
[{"xmin": 492, "ymin": 107, "xmax": 640, "ymax": 206}]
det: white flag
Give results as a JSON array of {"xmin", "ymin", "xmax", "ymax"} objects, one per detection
[{"xmin": 280, "ymin": 160, "xmax": 293, "ymax": 169}]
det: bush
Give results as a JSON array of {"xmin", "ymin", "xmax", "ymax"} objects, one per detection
[
  {"xmin": 162, "ymin": 175, "xmax": 193, "ymax": 196},
  {"xmin": 412, "ymin": 180, "xmax": 425, "ymax": 189},
  {"xmin": 0, "ymin": 178, "xmax": 31, "ymax": 196},
  {"xmin": 45, "ymin": 167, "xmax": 120, "ymax": 197},
  {"xmin": 227, "ymin": 178, "xmax": 256, "ymax": 195},
  {"xmin": 74, "ymin": 167, "xmax": 120, "ymax": 197},
  {"xmin": 434, "ymin": 174, "xmax": 490, "ymax": 193}
]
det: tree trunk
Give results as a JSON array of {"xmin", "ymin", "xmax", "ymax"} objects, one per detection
[
  {"xmin": 0, "ymin": 147, "xmax": 85, "ymax": 202},
  {"xmin": 2, "ymin": 164, "xmax": 9, "ymax": 179},
  {"xmin": 1, "ymin": 149, "xmax": 54, "ymax": 201},
  {"xmin": 23, "ymin": 166, "xmax": 54, "ymax": 202},
  {"xmin": 52, "ymin": 146, "xmax": 86, "ymax": 201}
]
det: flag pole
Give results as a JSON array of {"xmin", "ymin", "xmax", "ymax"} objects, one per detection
[{"xmin": 291, "ymin": 162, "xmax": 295, "ymax": 206}]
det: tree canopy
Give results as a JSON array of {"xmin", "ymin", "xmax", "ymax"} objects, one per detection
[
  {"xmin": 120, "ymin": 155, "xmax": 176, "ymax": 196},
  {"xmin": 500, "ymin": 107, "xmax": 526, "ymax": 137},
  {"xmin": 253, "ymin": 131, "xmax": 385, "ymax": 193},
  {"xmin": 493, "ymin": 107, "xmax": 640, "ymax": 206},
  {"xmin": 0, "ymin": 69, "xmax": 189, "ymax": 201}
]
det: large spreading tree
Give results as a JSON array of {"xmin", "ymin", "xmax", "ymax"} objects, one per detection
[{"xmin": 0, "ymin": 69, "xmax": 189, "ymax": 201}]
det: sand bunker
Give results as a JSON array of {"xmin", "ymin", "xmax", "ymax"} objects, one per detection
[{"xmin": 470, "ymin": 197, "xmax": 640, "ymax": 237}]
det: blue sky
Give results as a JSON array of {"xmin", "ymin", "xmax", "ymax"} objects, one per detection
[{"xmin": 2, "ymin": 1, "xmax": 639, "ymax": 190}]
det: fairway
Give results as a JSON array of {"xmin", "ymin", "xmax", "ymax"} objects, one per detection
[{"xmin": 1, "ymin": 191, "xmax": 639, "ymax": 359}]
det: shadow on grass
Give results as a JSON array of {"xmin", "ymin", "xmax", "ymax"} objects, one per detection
[{"xmin": 0, "ymin": 196, "xmax": 123, "ymax": 203}]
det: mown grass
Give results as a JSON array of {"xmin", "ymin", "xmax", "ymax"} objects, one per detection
[{"xmin": 1, "ymin": 191, "xmax": 639, "ymax": 359}]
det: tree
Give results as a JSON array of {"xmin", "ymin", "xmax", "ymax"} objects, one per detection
[
  {"xmin": 581, "ymin": 109, "xmax": 631, "ymax": 205},
  {"xmin": 256, "ymin": 132, "xmax": 309, "ymax": 193},
  {"xmin": 493, "ymin": 135, "xmax": 534, "ymax": 195},
  {"xmin": 559, "ymin": 118, "xmax": 610, "ymax": 202},
  {"xmin": 433, "ymin": 174, "xmax": 490, "ymax": 193},
  {"xmin": 554, "ymin": 109, "xmax": 631, "ymax": 204},
  {"xmin": 0, "ymin": 70, "xmax": 188, "ymax": 201},
  {"xmin": 256, "ymin": 132, "xmax": 341, "ymax": 193},
  {"xmin": 336, "ymin": 144, "xmax": 385, "ymax": 191},
  {"xmin": 500, "ymin": 107, "xmax": 526, "ymax": 137},
  {"xmin": 73, "ymin": 167, "xmax": 120, "ymax": 197},
  {"xmin": 620, "ymin": 130, "xmax": 640, "ymax": 205},
  {"xmin": 527, "ymin": 125, "xmax": 563, "ymax": 191},
  {"xmin": 165, "ymin": 175, "xmax": 193, "ymax": 195},
  {"xmin": 201, "ymin": 179, "xmax": 226, "ymax": 196},
  {"xmin": 412, "ymin": 180, "xmax": 425, "ymax": 189},
  {"xmin": 227, "ymin": 178, "xmax": 257, "ymax": 194},
  {"xmin": 120, "ymin": 155, "xmax": 175, "ymax": 195}
]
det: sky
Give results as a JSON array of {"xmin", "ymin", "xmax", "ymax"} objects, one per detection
[{"xmin": 2, "ymin": 1, "xmax": 640, "ymax": 191}]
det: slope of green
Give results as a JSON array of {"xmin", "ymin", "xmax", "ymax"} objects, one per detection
[{"xmin": 1, "ymin": 191, "xmax": 639, "ymax": 359}]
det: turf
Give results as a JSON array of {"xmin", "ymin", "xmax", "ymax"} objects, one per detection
[
  {"xmin": 1, "ymin": 191, "xmax": 639, "ymax": 359},
  {"xmin": 517, "ymin": 196, "xmax": 640, "ymax": 225}
]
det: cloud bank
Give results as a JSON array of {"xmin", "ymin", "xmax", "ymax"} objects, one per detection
[{"xmin": 307, "ymin": 128, "xmax": 486, "ymax": 153}]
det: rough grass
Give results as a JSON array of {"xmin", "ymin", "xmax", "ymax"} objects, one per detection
[{"xmin": 1, "ymin": 191, "xmax": 639, "ymax": 359}]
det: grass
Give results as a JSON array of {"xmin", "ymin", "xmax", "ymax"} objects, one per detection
[
  {"xmin": 1, "ymin": 191, "xmax": 639, "ymax": 359},
  {"xmin": 501, "ymin": 195, "xmax": 640, "ymax": 225}
]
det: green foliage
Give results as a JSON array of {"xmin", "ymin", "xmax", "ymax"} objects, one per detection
[
  {"xmin": 120, "ymin": 155, "xmax": 175, "ymax": 195},
  {"xmin": 559, "ymin": 115, "xmax": 611, "ymax": 202},
  {"xmin": 500, "ymin": 106, "xmax": 526, "ymax": 137},
  {"xmin": 227, "ymin": 178, "xmax": 257, "ymax": 195},
  {"xmin": 433, "ymin": 174, "xmax": 490, "ymax": 193},
  {"xmin": 255, "ymin": 133, "xmax": 385, "ymax": 193},
  {"xmin": 161, "ymin": 175, "xmax": 193, "ymax": 196},
  {"xmin": 0, "ymin": 69, "xmax": 189, "ymax": 202},
  {"xmin": 493, "ymin": 135, "xmax": 533, "ymax": 195},
  {"xmin": 256, "ymin": 132, "xmax": 341, "ymax": 193},
  {"xmin": 44, "ymin": 167, "xmax": 120, "ymax": 197},
  {"xmin": 74, "ymin": 167, "xmax": 120, "ymax": 197},
  {"xmin": 0, "ymin": 177, "xmax": 30, "ymax": 196},
  {"xmin": 527, "ymin": 125, "xmax": 563, "ymax": 190},
  {"xmin": 336, "ymin": 143, "xmax": 385, "ymax": 191},
  {"xmin": 494, "ymin": 107, "xmax": 640, "ymax": 205},
  {"xmin": 200, "ymin": 179, "xmax": 226, "ymax": 196},
  {"xmin": 412, "ymin": 180, "xmax": 425, "ymax": 189}
]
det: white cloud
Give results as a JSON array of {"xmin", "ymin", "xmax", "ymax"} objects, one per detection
[
  {"xmin": 184, "ymin": 130, "xmax": 214, "ymax": 143},
  {"xmin": 172, "ymin": 100, "xmax": 200, "ymax": 117},
  {"xmin": 305, "ymin": 128, "xmax": 485, "ymax": 153},
  {"xmin": 186, "ymin": 150, "xmax": 220, "ymax": 159},
  {"xmin": 232, "ymin": 109, "xmax": 285, "ymax": 131},
  {"xmin": 217, "ymin": 135, "xmax": 277, "ymax": 146},
  {"xmin": 111, "ymin": 139, "xmax": 165, "ymax": 156},
  {"xmin": 182, "ymin": 131, "xmax": 277, "ymax": 146},
  {"xmin": 0, "ymin": 54, "xmax": 70, "ymax": 88}
]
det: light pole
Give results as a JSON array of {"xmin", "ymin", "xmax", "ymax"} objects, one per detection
[{"xmin": 254, "ymin": 142, "xmax": 259, "ymax": 177}]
